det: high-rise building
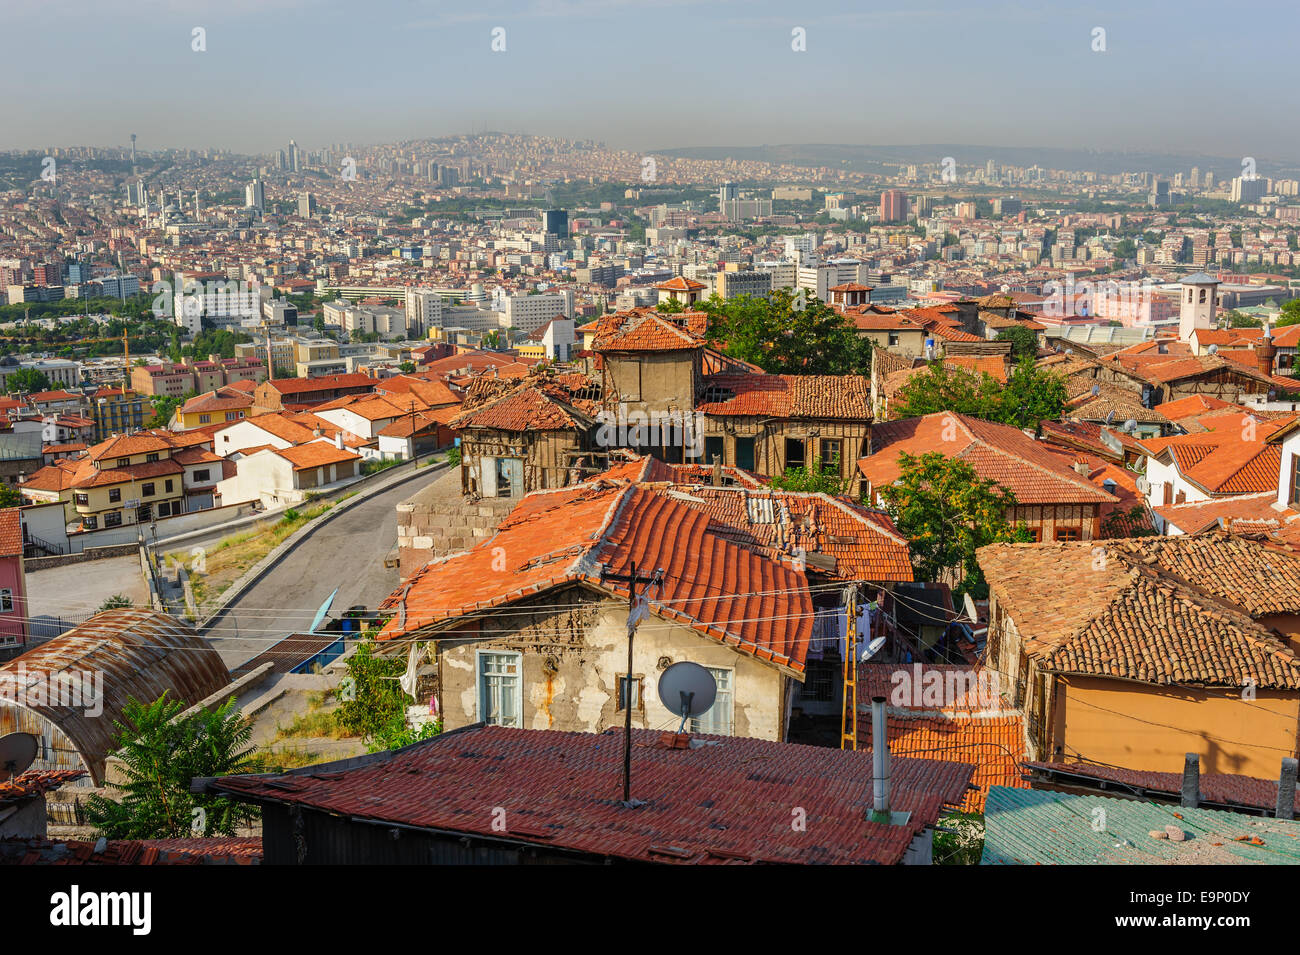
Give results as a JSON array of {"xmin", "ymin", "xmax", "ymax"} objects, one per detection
[
  {"xmin": 245, "ymin": 178, "xmax": 265, "ymax": 212},
  {"xmin": 1148, "ymin": 179, "xmax": 1170, "ymax": 208},
  {"xmin": 288, "ymin": 139, "xmax": 300, "ymax": 173},
  {"xmin": 1231, "ymin": 176, "xmax": 1267, "ymax": 204},
  {"xmin": 879, "ymin": 189, "xmax": 907, "ymax": 223},
  {"xmin": 298, "ymin": 192, "xmax": 316, "ymax": 218},
  {"xmin": 719, "ymin": 182, "xmax": 738, "ymax": 205},
  {"xmin": 541, "ymin": 209, "xmax": 568, "ymax": 238}
]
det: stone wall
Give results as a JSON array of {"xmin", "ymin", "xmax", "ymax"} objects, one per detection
[{"xmin": 395, "ymin": 469, "xmax": 514, "ymax": 581}]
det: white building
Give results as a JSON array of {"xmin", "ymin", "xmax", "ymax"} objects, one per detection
[
  {"xmin": 498, "ymin": 290, "xmax": 574, "ymax": 335},
  {"xmin": 1177, "ymin": 272, "xmax": 1220, "ymax": 341}
]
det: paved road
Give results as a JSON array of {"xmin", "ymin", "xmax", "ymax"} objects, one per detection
[{"xmin": 203, "ymin": 469, "xmax": 442, "ymax": 668}]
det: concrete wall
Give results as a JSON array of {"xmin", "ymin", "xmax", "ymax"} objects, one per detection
[
  {"xmin": 65, "ymin": 501, "xmax": 260, "ymax": 552},
  {"xmin": 437, "ymin": 587, "xmax": 789, "ymax": 741}
]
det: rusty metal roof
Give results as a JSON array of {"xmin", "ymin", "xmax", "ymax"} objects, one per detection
[{"xmin": 0, "ymin": 610, "xmax": 232, "ymax": 784}]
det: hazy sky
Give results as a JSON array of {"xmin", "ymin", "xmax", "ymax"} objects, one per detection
[{"xmin": 3, "ymin": 0, "xmax": 1296, "ymax": 162}]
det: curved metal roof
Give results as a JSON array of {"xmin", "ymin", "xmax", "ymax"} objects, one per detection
[{"xmin": 0, "ymin": 610, "xmax": 232, "ymax": 784}]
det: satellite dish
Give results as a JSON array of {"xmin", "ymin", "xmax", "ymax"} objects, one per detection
[
  {"xmin": 962, "ymin": 592, "xmax": 979, "ymax": 623},
  {"xmin": 1091, "ymin": 383, "xmax": 1101, "ymax": 396},
  {"xmin": 657, "ymin": 662, "xmax": 717, "ymax": 732},
  {"xmin": 1208, "ymin": 344, "xmax": 1218, "ymax": 355},
  {"xmin": 860, "ymin": 636, "xmax": 888, "ymax": 662},
  {"xmin": 1136, "ymin": 476, "xmax": 1151, "ymax": 494},
  {"xmin": 1123, "ymin": 418, "xmax": 1138, "ymax": 433},
  {"xmin": 1105, "ymin": 410, "xmax": 1115, "ymax": 424},
  {"xmin": 0, "ymin": 732, "xmax": 38, "ymax": 782}
]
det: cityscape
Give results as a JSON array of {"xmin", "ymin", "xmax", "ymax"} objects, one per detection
[{"xmin": 2, "ymin": 0, "xmax": 1298, "ymax": 929}]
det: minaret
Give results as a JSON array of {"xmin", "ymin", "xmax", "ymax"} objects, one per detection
[{"xmin": 1178, "ymin": 272, "xmax": 1220, "ymax": 342}]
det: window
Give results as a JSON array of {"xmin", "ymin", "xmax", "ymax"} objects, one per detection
[
  {"xmin": 108, "ymin": 488, "xmax": 121, "ymax": 503},
  {"xmin": 1199, "ymin": 288, "xmax": 1207, "ymax": 304},
  {"xmin": 0, "ymin": 589, "xmax": 11, "ymax": 613},
  {"xmin": 888, "ymin": 331, "xmax": 900, "ymax": 346},
  {"xmin": 477, "ymin": 651, "xmax": 522, "ymax": 727},
  {"xmin": 82, "ymin": 516, "xmax": 97, "ymax": 530},
  {"xmin": 165, "ymin": 479, "xmax": 174, "ymax": 493},
  {"xmin": 617, "ymin": 675, "xmax": 643, "ymax": 711},
  {"xmin": 1054, "ymin": 527, "xmax": 1081, "ymax": 542},
  {"xmin": 799, "ymin": 660, "xmax": 835, "ymax": 702},
  {"xmin": 1025, "ymin": 527, "xmax": 1042, "ymax": 542},
  {"xmin": 193, "ymin": 468, "xmax": 210, "ymax": 483},
  {"xmin": 117, "ymin": 457, "xmax": 130, "ymax": 468},
  {"xmin": 199, "ymin": 414, "xmax": 211, "ymax": 424},
  {"xmin": 820, "ymin": 439, "xmax": 842, "ymax": 469},
  {"xmin": 703, "ymin": 435, "xmax": 724, "ymax": 464},
  {"xmin": 689, "ymin": 667, "xmax": 733, "ymax": 736},
  {"xmin": 74, "ymin": 493, "xmax": 88, "ymax": 506},
  {"xmin": 105, "ymin": 512, "xmax": 122, "ymax": 527},
  {"xmin": 784, "ymin": 438, "xmax": 806, "ymax": 470},
  {"xmin": 146, "ymin": 453, "xmax": 159, "ymax": 463},
  {"xmin": 225, "ymin": 412, "xmax": 237, "ymax": 421},
  {"xmin": 734, "ymin": 437, "xmax": 755, "ymax": 471},
  {"xmin": 142, "ymin": 483, "xmax": 155, "ymax": 497}
]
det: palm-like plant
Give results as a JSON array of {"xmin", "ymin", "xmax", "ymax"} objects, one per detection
[{"xmin": 85, "ymin": 694, "xmax": 258, "ymax": 840}]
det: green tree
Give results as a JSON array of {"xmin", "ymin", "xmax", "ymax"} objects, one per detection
[
  {"xmin": 892, "ymin": 357, "xmax": 1065, "ymax": 429},
  {"xmin": 877, "ymin": 451, "xmax": 1030, "ymax": 598},
  {"xmin": 701, "ymin": 289, "xmax": 871, "ymax": 375},
  {"xmin": 147, "ymin": 392, "xmax": 187, "ymax": 429},
  {"xmin": 85, "ymin": 695, "xmax": 257, "ymax": 839},
  {"xmin": 97, "ymin": 593, "xmax": 133, "ymax": 611},
  {"xmin": 995, "ymin": 325, "xmax": 1039, "ymax": 361},
  {"xmin": 771, "ymin": 455, "xmax": 847, "ymax": 495},
  {"xmin": 1278, "ymin": 299, "xmax": 1300, "ymax": 328},
  {"xmin": 336, "ymin": 639, "xmax": 441, "ymax": 752},
  {"xmin": 6, "ymin": 367, "xmax": 50, "ymax": 394},
  {"xmin": 1224, "ymin": 310, "xmax": 1263, "ymax": 328},
  {"xmin": 0, "ymin": 485, "xmax": 21, "ymax": 508},
  {"xmin": 997, "ymin": 356, "xmax": 1068, "ymax": 429}
]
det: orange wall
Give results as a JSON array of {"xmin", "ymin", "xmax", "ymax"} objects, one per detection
[{"xmin": 1057, "ymin": 676, "xmax": 1299, "ymax": 778}]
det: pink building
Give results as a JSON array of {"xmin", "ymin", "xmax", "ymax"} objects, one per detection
[{"xmin": 0, "ymin": 509, "xmax": 28, "ymax": 660}]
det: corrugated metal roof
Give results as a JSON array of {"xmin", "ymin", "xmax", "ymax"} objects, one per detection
[
  {"xmin": 0, "ymin": 610, "xmax": 232, "ymax": 784},
  {"xmin": 981, "ymin": 786, "xmax": 1300, "ymax": 864}
]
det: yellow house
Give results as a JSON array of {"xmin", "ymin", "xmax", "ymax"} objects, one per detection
[{"xmin": 177, "ymin": 384, "xmax": 256, "ymax": 431}]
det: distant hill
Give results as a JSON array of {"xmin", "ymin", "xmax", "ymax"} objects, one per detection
[{"xmin": 650, "ymin": 143, "xmax": 1299, "ymax": 180}]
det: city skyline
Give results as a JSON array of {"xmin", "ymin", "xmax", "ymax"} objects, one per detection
[{"xmin": 3, "ymin": 0, "xmax": 1298, "ymax": 160}]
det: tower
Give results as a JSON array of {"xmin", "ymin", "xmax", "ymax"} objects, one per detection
[
  {"xmin": 130, "ymin": 133, "xmax": 137, "ymax": 174},
  {"xmin": 1178, "ymin": 272, "xmax": 1220, "ymax": 341}
]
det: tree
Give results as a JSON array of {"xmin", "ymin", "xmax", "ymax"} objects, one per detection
[
  {"xmin": 1278, "ymin": 299, "xmax": 1300, "ymax": 328},
  {"xmin": 85, "ymin": 695, "xmax": 257, "ymax": 840},
  {"xmin": 701, "ymin": 289, "xmax": 872, "ymax": 375},
  {"xmin": 995, "ymin": 325, "xmax": 1039, "ymax": 361},
  {"xmin": 892, "ymin": 357, "xmax": 1065, "ymax": 429},
  {"xmin": 1225, "ymin": 310, "xmax": 1263, "ymax": 328},
  {"xmin": 147, "ymin": 393, "xmax": 186, "ymax": 429},
  {"xmin": 771, "ymin": 455, "xmax": 847, "ymax": 495},
  {"xmin": 97, "ymin": 593, "xmax": 133, "ymax": 611},
  {"xmin": 6, "ymin": 367, "xmax": 49, "ymax": 394},
  {"xmin": 336, "ymin": 639, "xmax": 441, "ymax": 752},
  {"xmin": 877, "ymin": 451, "xmax": 1031, "ymax": 598},
  {"xmin": 399, "ymin": 361, "xmax": 416, "ymax": 373},
  {"xmin": 0, "ymin": 485, "xmax": 21, "ymax": 508}
]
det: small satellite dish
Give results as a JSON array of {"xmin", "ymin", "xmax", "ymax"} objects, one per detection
[
  {"xmin": 1065, "ymin": 348, "xmax": 1074, "ymax": 356},
  {"xmin": 1208, "ymin": 344, "xmax": 1218, "ymax": 355},
  {"xmin": 657, "ymin": 661, "xmax": 717, "ymax": 732},
  {"xmin": 1091, "ymin": 383, "xmax": 1101, "ymax": 397},
  {"xmin": 963, "ymin": 592, "xmax": 979, "ymax": 623},
  {"xmin": 0, "ymin": 732, "xmax": 38, "ymax": 782},
  {"xmin": 860, "ymin": 636, "xmax": 887, "ymax": 662},
  {"xmin": 1123, "ymin": 418, "xmax": 1138, "ymax": 433},
  {"xmin": 1105, "ymin": 410, "xmax": 1115, "ymax": 424},
  {"xmin": 1136, "ymin": 476, "xmax": 1151, "ymax": 495}
]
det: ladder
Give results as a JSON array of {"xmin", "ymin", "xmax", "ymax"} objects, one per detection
[{"xmin": 840, "ymin": 585, "xmax": 858, "ymax": 750}]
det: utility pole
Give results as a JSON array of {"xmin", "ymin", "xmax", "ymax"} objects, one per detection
[
  {"xmin": 840, "ymin": 584, "xmax": 859, "ymax": 750},
  {"xmin": 603, "ymin": 560, "xmax": 662, "ymax": 806}
]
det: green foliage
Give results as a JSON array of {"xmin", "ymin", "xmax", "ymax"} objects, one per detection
[
  {"xmin": 1277, "ymin": 299, "xmax": 1300, "ymax": 328},
  {"xmin": 933, "ymin": 811, "xmax": 985, "ymax": 865},
  {"xmin": 1224, "ymin": 310, "xmax": 1263, "ymax": 328},
  {"xmin": 1100, "ymin": 504, "xmax": 1158, "ymax": 538},
  {"xmin": 771, "ymin": 455, "xmax": 846, "ymax": 495},
  {"xmin": 97, "ymin": 593, "xmax": 133, "ymax": 611},
  {"xmin": 183, "ymin": 328, "xmax": 252, "ymax": 360},
  {"xmin": 877, "ymin": 451, "xmax": 1025, "ymax": 598},
  {"xmin": 892, "ymin": 357, "xmax": 1065, "ymax": 430},
  {"xmin": 399, "ymin": 361, "xmax": 417, "ymax": 373},
  {"xmin": 655, "ymin": 298, "xmax": 685, "ymax": 314},
  {"xmin": 700, "ymin": 289, "xmax": 872, "ymax": 375},
  {"xmin": 446, "ymin": 446, "xmax": 462, "ymax": 467},
  {"xmin": 361, "ymin": 457, "xmax": 401, "ymax": 475},
  {"xmin": 6, "ymin": 367, "xmax": 49, "ymax": 394},
  {"xmin": 84, "ymin": 695, "xmax": 258, "ymax": 839},
  {"xmin": 336, "ymin": 639, "xmax": 440, "ymax": 752},
  {"xmin": 994, "ymin": 325, "xmax": 1039, "ymax": 361},
  {"xmin": 147, "ymin": 391, "xmax": 192, "ymax": 429},
  {"xmin": 0, "ymin": 485, "xmax": 21, "ymax": 508}
]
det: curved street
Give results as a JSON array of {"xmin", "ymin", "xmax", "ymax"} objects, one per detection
[{"xmin": 202, "ymin": 468, "xmax": 444, "ymax": 668}]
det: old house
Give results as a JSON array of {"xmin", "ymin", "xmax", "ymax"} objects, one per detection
[
  {"xmin": 376, "ymin": 471, "xmax": 815, "ymax": 742},
  {"xmin": 695, "ymin": 374, "xmax": 873, "ymax": 493},
  {"xmin": 977, "ymin": 534, "xmax": 1300, "ymax": 778},
  {"xmin": 203, "ymin": 723, "xmax": 974, "ymax": 865},
  {"xmin": 0, "ymin": 509, "xmax": 28, "ymax": 661},
  {"xmin": 858, "ymin": 412, "xmax": 1117, "ymax": 542}
]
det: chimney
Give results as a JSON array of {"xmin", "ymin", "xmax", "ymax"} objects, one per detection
[
  {"xmin": 871, "ymin": 696, "xmax": 891, "ymax": 818},
  {"xmin": 1277, "ymin": 757, "xmax": 1298, "ymax": 820},
  {"xmin": 335, "ymin": 430, "xmax": 344, "ymax": 450},
  {"xmin": 1072, "ymin": 460, "xmax": 1090, "ymax": 477},
  {"xmin": 1181, "ymin": 753, "xmax": 1200, "ymax": 808},
  {"xmin": 1259, "ymin": 323, "xmax": 1277, "ymax": 378}
]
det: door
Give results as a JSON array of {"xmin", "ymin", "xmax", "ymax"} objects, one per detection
[
  {"xmin": 480, "ymin": 456, "xmax": 497, "ymax": 498},
  {"xmin": 734, "ymin": 437, "xmax": 755, "ymax": 471}
]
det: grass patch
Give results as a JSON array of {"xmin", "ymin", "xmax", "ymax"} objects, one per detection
[
  {"xmin": 240, "ymin": 746, "xmax": 326, "ymax": 772},
  {"xmin": 273, "ymin": 693, "xmax": 355, "ymax": 742},
  {"xmin": 361, "ymin": 457, "xmax": 401, "ymax": 476},
  {"xmin": 171, "ymin": 502, "xmax": 335, "ymax": 615}
]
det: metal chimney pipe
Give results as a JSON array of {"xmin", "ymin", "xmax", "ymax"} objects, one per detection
[
  {"xmin": 1181, "ymin": 753, "xmax": 1200, "ymax": 809},
  {"xmin": 1277, "ymin": 758, "xmax": 1297, "ymax": 820},
  {"xmin": 871, "ymin": 696, "xmax": 890, "ymax": 816}
]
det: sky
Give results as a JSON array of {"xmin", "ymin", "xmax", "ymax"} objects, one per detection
[{"xmin": 2, "ymin": 0, "xmax": 1296, "ymax": 163}]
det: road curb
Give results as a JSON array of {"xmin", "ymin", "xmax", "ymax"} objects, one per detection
[{"xmin": 197, "ymin": 459, "xmax": 450, "ymax": 634}]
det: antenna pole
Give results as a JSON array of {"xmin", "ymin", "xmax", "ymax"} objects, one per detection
[
  {"xmin": 840, "ymin": 584, "xmax": 859, "ymax": 750},
  {"xmin": 605, "ymin": 560, "xmax": 659, "ymax": 806}
]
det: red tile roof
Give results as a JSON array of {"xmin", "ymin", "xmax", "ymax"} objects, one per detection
[
  {"xmin": 860, "ymin": 413, "xmax": 1117, "ymax": 505},
  {"xmin": 263, "ymin": 373, "xmax": 374, "ymax": 396},
  {"xmin": 0, "ymin": 508, "xmax": 21, "ymax": 558},
  {"xmin": 590, "ymin": 310, "xmax": 704, "ymax": 352},
  {"xmin": 379, "ymin": 481, "xmax": 814, "ymax": 673},
  {"xmin": 207, "ymin": 724, "xmax": 974, "ymax": 865},
  {"xmin": 696, "ymin": 374, "xmax": 871, "ymax": 420}
]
